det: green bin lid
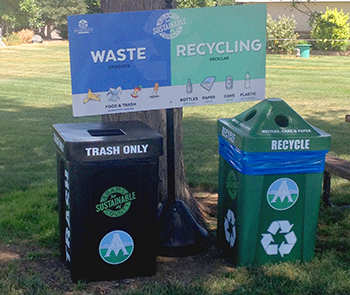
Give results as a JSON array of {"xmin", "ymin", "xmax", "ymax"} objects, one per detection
[{"xmin": 218, "ymin": 98, "xmax": 331, "ymax": 152}]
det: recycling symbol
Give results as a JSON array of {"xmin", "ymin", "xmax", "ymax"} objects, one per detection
[
  {"xmin": 260, "ymin": 220, "xmax": 297, "ymax": 257},
  {"xmin": 224, "ymin": 209, "xmax": 236, "ymax": 248}
]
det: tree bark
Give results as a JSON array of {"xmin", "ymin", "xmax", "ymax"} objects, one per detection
[
  {"xmin": 46, "ymin": 23, "xmax": 52, "ymax": 39},
  {"xmin": 100, "ymin": 0, "xmax": 204, "ymax": 223}
]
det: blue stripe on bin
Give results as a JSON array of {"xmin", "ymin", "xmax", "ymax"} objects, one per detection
[{"xmin": 218, "ymin": 136, "xmax": 328, "ymax": 175}]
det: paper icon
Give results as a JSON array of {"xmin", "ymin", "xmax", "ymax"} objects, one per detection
[{"xmin": 200, "ymin": 76, "xmax": 215, "ymax": 91}]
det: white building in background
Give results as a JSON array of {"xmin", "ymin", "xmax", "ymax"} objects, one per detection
[{"xmin": 236, "ymin": 0, "xmax": 350, "ymax": 33}]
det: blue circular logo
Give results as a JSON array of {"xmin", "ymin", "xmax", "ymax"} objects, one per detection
[
  {"xmin": 267, "ymin": 178, "xmax": 299, "ymax": 211},
  {"xmin": 99, "ymin": 230, "xmax": 134, "ymax": 265}
]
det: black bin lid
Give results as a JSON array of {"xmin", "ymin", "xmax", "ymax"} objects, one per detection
[{"xmin": 53, "ymin": 121, "xmax": 163, "ymax": 162}]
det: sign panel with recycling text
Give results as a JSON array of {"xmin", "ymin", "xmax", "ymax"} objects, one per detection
[{"xmin": 68, "ymin": 5, "xmax": 266, "ymax": 117}]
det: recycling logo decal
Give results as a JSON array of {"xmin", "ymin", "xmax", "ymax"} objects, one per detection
[
  {"xmin": 260, "ymin": 220, "xmax": 297, "ymax": 257},
  {"xmin": 224, "ymin": 209, "xmax": 236, "ymax": 248}
]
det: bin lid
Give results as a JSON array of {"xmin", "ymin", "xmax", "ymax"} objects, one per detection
[
  {"xmin": 218, "ymin": 98, "xmax": 331, "ymax": 152},
  {"xmin": 53, "ymin": 121, "xmax": 163, "ymax": 162}
]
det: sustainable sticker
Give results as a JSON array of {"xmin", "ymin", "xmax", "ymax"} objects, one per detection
[
  {"xmin": 267, "ymin": 178, "xmax": 299, "ymax": 211},
  {"xmin": 153, "ymin": 11, "xmax": 186, "ymax": 40},
  {"xmin": 99, "ymin": 230, "xmax": 134, "ymax": 265},
  {"xmin": 96, "ymin": 186, "xmax": 136, "ymax": 218}
]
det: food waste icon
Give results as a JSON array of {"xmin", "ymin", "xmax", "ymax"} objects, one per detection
[
  {"xmin": 107, "ymin": 87, "xmax": 122, "ymax": 101},
  {"xmin": 150, "ymin": 83, "xmax": 159, "ymax": 98},
  {"xmin": 84, "ymin": 89, "xmax": 101, "ymax": 104},
  {"xmin": 131, "ymin": 85, "xmax": 142, "ymax": 98}
]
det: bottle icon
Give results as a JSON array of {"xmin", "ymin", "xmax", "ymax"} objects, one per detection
[
  {"xmin": 186, "ymin": 78, "xmax": 193, "ymax": 94},
  {"xmin": 244, "ymin": 72, "xmax": 251, "ymax": 89}
]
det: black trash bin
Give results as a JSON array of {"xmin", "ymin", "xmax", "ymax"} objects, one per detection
[{"xmin": 53, "ymin": 121, "xmax": 163, "ymax": 282}]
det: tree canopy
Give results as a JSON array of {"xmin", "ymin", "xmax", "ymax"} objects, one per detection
[
  {"xmin": 0, "ymin": 0, "xmax": 320, "ymax": 38},
  {"xmin": 0, "ymin": 0, "xmax": 42, "ymax": 32},
  {"xmin": 0, "ymin": 0, "xmax": 100, "ymax": 37},
  {"xmin": 1, "ymin": 0, "xmax": 239, "ymax": 37}
]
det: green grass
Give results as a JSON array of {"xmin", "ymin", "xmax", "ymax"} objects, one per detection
[{"xmin": 1, "ymin": 43, "xmax": 350, "ymax": 294}]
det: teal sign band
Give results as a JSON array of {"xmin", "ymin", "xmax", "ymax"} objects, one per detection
[{"xmin": 68, "ymin": 5, "xmax": 267, "ymax": 117}]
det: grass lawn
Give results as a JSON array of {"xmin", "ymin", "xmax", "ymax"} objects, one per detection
[{"xmin": 1, "ymin": 42, "xmax": 350, "ymax": 294}]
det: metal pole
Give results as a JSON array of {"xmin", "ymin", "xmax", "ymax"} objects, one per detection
[
  {"xmin": 165, "ymin": 0, "xmax": 175, "ymax": 204},
  {"xmin": 164, "ymin": 0, "xmax": 173, "ymax": 9},
  {"xmin": 158, "ymin": 0, "xmax": 208, "ymax": 257},
  {"xmin": 166, "ymin": 108, "xmax": 176, "ymax": 203}
]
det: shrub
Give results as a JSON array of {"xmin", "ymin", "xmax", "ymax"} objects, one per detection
[
  {"xmin": 266, "ymin": 14, "xmax": 299, "ymax": 54},
  {"xmin": 17, "ymin": 29, "xmax": 34, "ymax": 43},
  {"xmin": 311, "ymin": 7, "xmax": 350, "ymax": 51},
  {"xmin": 177, "ymin": 0, "xmax": 216, "ymax": 8},
  {"xmin": 3, "ymin": 32, "xmax": 23, "ymax": 46}
]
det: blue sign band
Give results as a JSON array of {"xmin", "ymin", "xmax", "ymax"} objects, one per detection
[{"xmin": 218, "ymin": 136, "xmax": 328, "ymax": 175}]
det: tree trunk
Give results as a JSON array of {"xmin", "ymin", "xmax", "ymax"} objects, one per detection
[
  {"xmin": 46, "ymin": 23, "xmax": 52, "ymax": 39},
  {"xmin": 100, "ymin": 0, "xmax": 205, "ymax": 223}
]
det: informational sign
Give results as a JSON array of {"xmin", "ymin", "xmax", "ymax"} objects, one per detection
[{"xmin": 68, "ymin": 4, "xmax": 266, "ymax": 117}]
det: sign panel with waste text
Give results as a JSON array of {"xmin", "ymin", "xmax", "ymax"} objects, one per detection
[{"xmin": 68, "ymin": 4, "xmax": 266, "ymax": 117}]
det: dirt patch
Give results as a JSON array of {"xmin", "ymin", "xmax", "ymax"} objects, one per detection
[
  {"xmin": 0, "ymin": 193, "xmax": 235, "ymax": 294},
  {"xmin": 0, "ymin": 249, "xmax": 20, "ymax": 262}
]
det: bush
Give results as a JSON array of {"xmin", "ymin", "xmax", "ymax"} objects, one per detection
[
  {"xmin": 3, "ymin": 32, "xmax": 23, "ymax": 46},
  {"xmin": 266, "ymin": 14, "xmax": 299, "ymax": 54},
  {"xmin": 311, "ymin": 7, "xmax": 350, "ymax": 51},
  {"xmin": 17, "ymin": 29, "xmax": 34, "ymax": 43}
]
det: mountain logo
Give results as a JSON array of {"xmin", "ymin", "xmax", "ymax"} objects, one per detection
[
  {"xmin": 99, "ymin": 230, "xmax": 134, "ymax": 265},
  {"xmin": 267, "ymin": 178, "xmax": 299, "ymax": 211}
]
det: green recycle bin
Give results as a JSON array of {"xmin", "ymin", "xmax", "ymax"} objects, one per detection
[
  {"xmin": 217, "ymin": 98, "xmax": 331, "ymax": 265},
  {"xmin": 296, "ymin": 44, "xmax": 311, "ymax": 58}
]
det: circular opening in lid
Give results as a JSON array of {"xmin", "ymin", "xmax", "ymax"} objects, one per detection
[
  {"xmin": 244, "ymin": 110, "xmax": 257, "ymax": 121},
  {"xmin": 275, "ymin": 115, "xmax": 289, "ymax": 127}
]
